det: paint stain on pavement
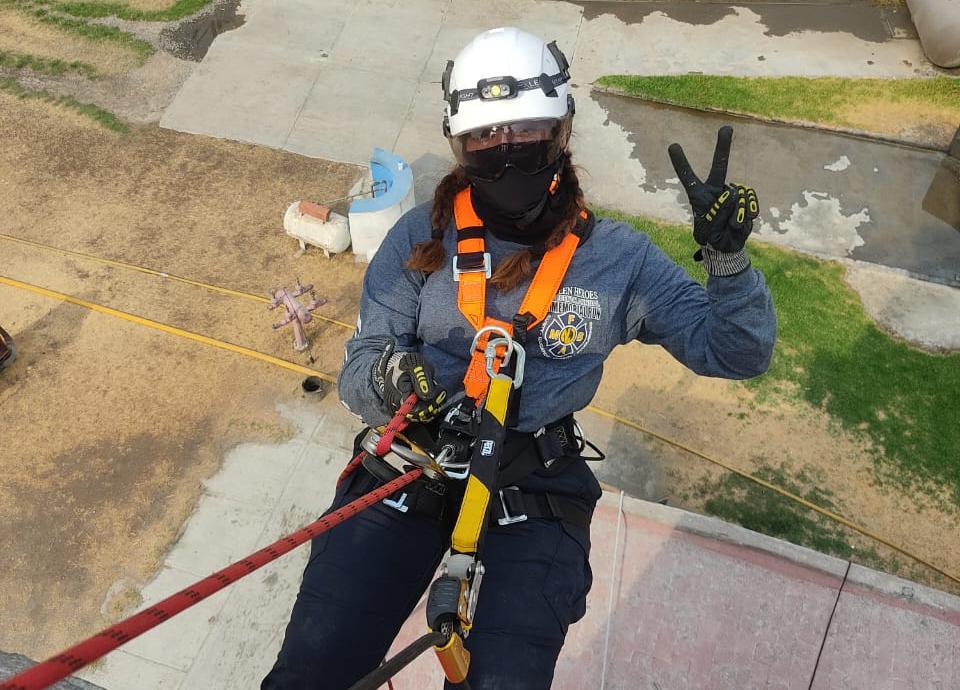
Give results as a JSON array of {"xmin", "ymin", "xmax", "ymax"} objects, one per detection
[
  {"xmin": 824, "ymin": 155, "xmax": 852, "ymax": 172},
  {"xmin": 759, "ymin": 191, "xmax": 870, "ymax": 256},
  {"xmin": 572, "ymin": 1, "xmax": 734, "ymax": 26},
  {"xmin": 566, "ymin": 1, "xmax": 894, "ymax": 43}
]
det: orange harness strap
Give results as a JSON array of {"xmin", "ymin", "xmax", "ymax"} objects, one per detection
[
  {"xmin": 517, "ymin": 227, "xmax": 582, "ymax": 329},
  {"xmin": 453, "ymin": 191, "xmax": 487, "ymax": 332},
  {"xmin": 453, "ymin": 190, "xmax": 586, "ymax": 400}
]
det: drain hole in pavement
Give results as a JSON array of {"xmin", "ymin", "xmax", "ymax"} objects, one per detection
[{"xmin": 302, "ymin": 376, "xmax": 324, "ymax": 394}]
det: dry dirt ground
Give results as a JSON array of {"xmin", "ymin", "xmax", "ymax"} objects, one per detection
[
  {"xmin": 0, "ymin": 91, "xmax": 363, "ymax": 658},
  {"xmin": 839, "ymin": 100, "xmax": 960, "ymax": 149},
  {"xmin": 75, "ymin": 0, "xmax": 177, "ymax": 11},
  {"xmin": 0, "ymin": 9, "xmax": 142, "ymax": 77}
]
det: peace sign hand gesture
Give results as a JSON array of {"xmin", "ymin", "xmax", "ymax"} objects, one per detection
[{"xmin": 668, "ymin": 126, "xmax": 759, "ymax": 275}]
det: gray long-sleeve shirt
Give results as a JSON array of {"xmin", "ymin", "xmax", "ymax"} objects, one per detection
[{"xmin": 338, "ymin": 202, "xmax": 776, "ymax": 432}]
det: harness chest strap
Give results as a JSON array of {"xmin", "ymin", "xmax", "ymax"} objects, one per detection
[{"xmin": 452, "ymin": 188, "xmax": 589, "ymax": 399}]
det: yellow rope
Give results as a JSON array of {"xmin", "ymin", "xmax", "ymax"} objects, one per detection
[
  {"xmin": 3, "ymin": 265, "xmax": 957, "ymax": 586},
  {"xmin": 585, "ymin": 405, "xmax": 960, "ymax": 586},
  {"xmin": 0, "ymin": 233, "xmax": 355, "ymax": 331},
  {"xmin": 0, "ymin": 275, "xmax": 335, "ymax": 383}
]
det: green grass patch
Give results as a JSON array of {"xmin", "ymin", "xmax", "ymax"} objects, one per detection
[
  {"xmin": 52, "ymin": 0, "xmax": 211, "ymax": 21},
  {"xmin": 602, "ymin": 209, "xmax": 960, "ymax": 502},
  {"xmin": 0, "ymin": 76, "xmax": 128, "ymax": 131},
  {"xmin": 31, "ymin": 8, "xmax": 154, "ymax": 62},
  {"xmin": 691, "ymin": 464, "xmax": 916, "ymax": 578},
  {"xmin": 0, "ymin": 48, "xmax": 97, "ymax": 77},
  {"xmin": 694, "ymin": 464, "xmax": 856, "ymax": 558},
  {"xmin": 595, "ymin": 74, "xmax": 960, "ymax": 130}
]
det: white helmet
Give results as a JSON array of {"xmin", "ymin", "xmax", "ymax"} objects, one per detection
[
  {"xmin": 442, "ymin": 28, "xmax": 575, "ymax": 181},
  {"xmin": 442, "ymin": 27, "xmax": 574, "ymax": 137}
]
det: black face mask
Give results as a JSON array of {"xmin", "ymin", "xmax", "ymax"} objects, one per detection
[{"xmin": 467, "ymin": 158, "xmax": 562, "ymax": 230}]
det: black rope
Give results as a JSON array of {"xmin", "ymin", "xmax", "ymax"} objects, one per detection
[{"xmin": 347, "ymin": 631, "xmax": 466, "ymax": 690}]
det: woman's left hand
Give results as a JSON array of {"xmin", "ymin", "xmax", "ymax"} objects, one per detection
[{"xmin": 668, "ymin": 126, "xmax": 759, "ymax": 274}]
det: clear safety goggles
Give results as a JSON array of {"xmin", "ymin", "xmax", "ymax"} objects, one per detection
[{"xmin": 449, "ymin": 117, "xmax": 572, "ymax": 182}]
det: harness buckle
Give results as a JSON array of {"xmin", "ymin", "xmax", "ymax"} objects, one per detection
[
  {"xmin": 497, "ymin": 486, "xmax": 528, "ymax": 526},
  {"xmin": 533, "ymin": 426, "xmax": 559, "ymax": 469},
  {"xmin": 452, "ymin": 253, "xmax": 491, "ymax": 281},
  {"xmin": 383, "ymin": 492, "xmax": 409, "ymax": 513}
]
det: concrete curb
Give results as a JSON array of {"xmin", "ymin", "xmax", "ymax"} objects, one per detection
[
  {"xmin": 0, "ymin": 652, "xmax": 105, "ymax": 690},
  {"xmin": 601, "ymin": 489, "xmax": 960, "ymax": 614},
  {"xmin": 845, "ymin": 562, "xmax": 960, "ymax": 614},
  {"xmin": 590, "ymin": 84, "xmax": 954, "ymax": 153},
  {"xmin": 598, "ymin": 490, "xmax": 850, "ymax": 578}
]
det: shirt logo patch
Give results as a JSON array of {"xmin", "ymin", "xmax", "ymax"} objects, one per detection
[
  {"xmin": 540, "ymin": 311, "xmax": 592, "ymax": 359},
  {"xmin": 539, "ymin": 286, "xmax": 601, "ymax": 360}
]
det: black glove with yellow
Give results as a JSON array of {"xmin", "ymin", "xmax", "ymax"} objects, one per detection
[
  {"xmin": 668, "ymin": 125, "xmax": 759, "ymax": 276},
  {"xmin": 371, "ymin": 339, "xmax": 447, "ymax": 423}
]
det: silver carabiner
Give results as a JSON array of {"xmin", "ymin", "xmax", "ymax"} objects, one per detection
[
  {"xmin": 470, "ymin": 324, "xmax": 512, "ymax": 359},
  {"xmin": 469, "ymin": 325, "xmax": 525, "ymax": 389},
  {"xmin": 485, "ymin": 337, "xmax": 525, "ymax": 389}
]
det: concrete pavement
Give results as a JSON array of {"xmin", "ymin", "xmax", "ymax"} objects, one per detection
[
  {"xmin": 74, "ymin": 399, "xmax": 357, "ymax": 690},
  {"xmin": 56, "ymin": 399, "xmax": 959, "ymax": 689},
  {"xmin": 159, "ymin": 0, "xmax": 943, "ymax": 200}
]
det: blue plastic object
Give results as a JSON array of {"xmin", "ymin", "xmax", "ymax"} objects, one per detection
[{"xmin": 350, "ymin": 148, "xmax": 413, "ymax": 214}]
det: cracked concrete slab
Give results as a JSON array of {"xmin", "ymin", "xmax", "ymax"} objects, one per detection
[
  {"xmin": 160, "ymin": 35, "xmax": 327, "ymax": 148},
  {"xmin": 74, "ymin": 399, "xmax": 356, "ymax": 690}
]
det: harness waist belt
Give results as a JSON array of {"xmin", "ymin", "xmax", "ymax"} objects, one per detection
[{"xmin": 348, "ymin": 460, "xmax": 591, "ymax": 531}]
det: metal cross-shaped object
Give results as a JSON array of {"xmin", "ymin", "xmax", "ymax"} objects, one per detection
[{"xmin": 268, "ymin": 279, "xmax": 326, "ymax": 352}]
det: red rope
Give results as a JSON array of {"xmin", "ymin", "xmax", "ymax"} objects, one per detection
[
  {"xmin": 337, "ymin": 451, "xmax": 367, "ymax": 486},
  {"xmin": 337, "ymin": 393, "xmax": 418, "ymax": 487},
  {"xmin": 1, "ymin": 464, "xmax": 423, "ymax": 690},
  {"xmin": 376, "ymin": 394, "xmax": 417, "ymax": 456}
]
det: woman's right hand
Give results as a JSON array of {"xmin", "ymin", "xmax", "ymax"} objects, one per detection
[{"xmin": 371, "ymin": 339, "xmax": 447, "ymax": 422}]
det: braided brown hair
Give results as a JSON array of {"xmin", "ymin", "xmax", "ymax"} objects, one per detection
[{"xmin": 406, "ymin": 155, "xmax": 585, "ymax": 293}]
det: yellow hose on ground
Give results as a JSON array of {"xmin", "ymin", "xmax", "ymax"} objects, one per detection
[
  {"xmin": 3, "ymin": 270, "xmax": 958, "ymax": 587},
  {"xmin": 0, "ymin": 233, "xmax": 355, "ymax": 330},
  {"xmin": 0, "ymin": 275, "xmax": 335, "ymax": 383}
]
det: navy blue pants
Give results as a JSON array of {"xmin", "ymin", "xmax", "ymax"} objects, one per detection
[{"xmin": 262, "ymin": 456, "xmax": 600, "ymax": 690}]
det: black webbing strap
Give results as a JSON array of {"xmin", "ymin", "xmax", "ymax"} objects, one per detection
[{"xmin": 492, "ymin": 487, "xmax": 592, "ymax": 531}]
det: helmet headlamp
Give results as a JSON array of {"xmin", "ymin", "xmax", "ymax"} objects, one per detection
[{"xmin": 478, "ymin": 77, "xmax": 518, "ymax": 101}]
